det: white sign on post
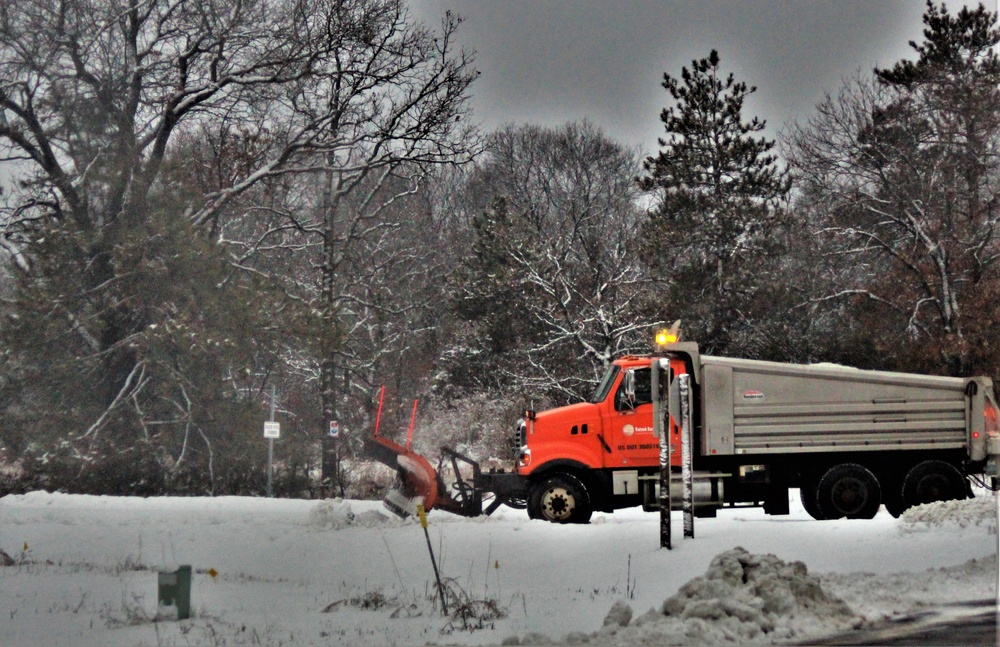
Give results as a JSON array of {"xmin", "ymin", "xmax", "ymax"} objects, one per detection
[
  {"xmin": 264, "ymin": 421, "xmax": 280, "ymax": 439},
  {"xmin": 329, "ymin": 421, "xmax": 339, "ymax": 438}
]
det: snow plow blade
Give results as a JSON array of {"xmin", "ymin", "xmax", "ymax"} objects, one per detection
[
  {"xmin": 362, "ymin": 388, "xmax": 526, "ymax": 519},
  {"xmin": 364, "ymin": 435, "xmax": 442, "ymax": 518},
  {"xmin": 364, "ymin": 437, "xmax": 527, "ymax": 519}
]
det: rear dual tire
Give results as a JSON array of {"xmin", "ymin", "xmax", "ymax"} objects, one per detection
[
  {"xmin": 803, "ymin": 460, "xmax": 968, "ymax": 520},
  {"xmin": 801, "ymin": 464, "xmax": 881, "ymax": 520},
  {"xmin": 901, "ymin": 460, "xmax": 967, "ymax": 511},
  {"xmin": 799, "ymin": 483, "xmax": 826, "ymax": 520},
  {"xmin": 816, "ymin": 463, "xmax": 881, "ymax": 519}
]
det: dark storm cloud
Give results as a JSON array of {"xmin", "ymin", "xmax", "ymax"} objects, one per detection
[{"xmin": 410, "ymin": 1, "xmax": 970, "ymax": 153}]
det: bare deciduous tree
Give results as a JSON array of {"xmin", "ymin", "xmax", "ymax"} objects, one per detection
[
  {"xmin": 0, "ymin": 0, "xmax": 479, "ymax": 494},
  {"xmin": 454, "ymin": 121, "xmax": 650, "ymax": 402},
  {"xmin": 785, "ymin": 2, "xmax": 1000, "ymax": 376}
]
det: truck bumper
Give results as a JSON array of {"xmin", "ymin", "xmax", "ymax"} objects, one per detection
[{"xmin": 479, "ymin": 470, "xmax": 529, "ymax": 501}]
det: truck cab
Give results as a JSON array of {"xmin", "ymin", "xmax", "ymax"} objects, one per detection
[{"xmin": 515, "ymin": 356, "xmax": 685, "ymax": 522}]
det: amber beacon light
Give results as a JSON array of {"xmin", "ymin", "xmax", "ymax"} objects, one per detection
[
  {"xmin": 654, "ymin": 329, "xmax": 677, "ymax": 346},
  {"xmin": 653, "ymin": 320, "xmax": 682, "ymax": 350}
]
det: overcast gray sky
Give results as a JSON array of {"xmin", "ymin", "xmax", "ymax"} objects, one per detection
[{"xmin": 410, "ymin": 1, "xmax": 981, "ymax": 154}]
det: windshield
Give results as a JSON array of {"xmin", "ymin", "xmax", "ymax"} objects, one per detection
[{"xmin": 591, "ymin": 365, "xmax": 620, "ymax": 403}]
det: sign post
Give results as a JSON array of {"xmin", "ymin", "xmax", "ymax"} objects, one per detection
[
  {"xmin": 328, "ymin": 420, "xmax": 340, "ymax": 498},
  {"xmin": 264, "ymin": 386, "xmax": 279, "ymax": 498}
]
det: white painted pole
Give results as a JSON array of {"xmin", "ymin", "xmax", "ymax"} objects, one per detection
[
  {"xmin": 680, "ymin": 374, "xmax": 694, "ymax": 539},
  {"xmin": 267, "ymin": 384, "xmax": 276, "ymax": 498}
]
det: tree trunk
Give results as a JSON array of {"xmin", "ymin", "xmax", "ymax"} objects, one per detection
[
  {"xmin": 320, "ymin": 355, "xmax": 340, "ymax": 498},
  {"xmin": 319, "ymin": 164, "xmax": 340, "ymax": 498}
]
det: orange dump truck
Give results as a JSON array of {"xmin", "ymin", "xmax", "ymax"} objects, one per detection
[{"xmin": 366, "ymin": 337, "xmax": 1000, "ymax": 523}]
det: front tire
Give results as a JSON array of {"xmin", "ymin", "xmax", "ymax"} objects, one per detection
[
  {"xmin": 816, "ymin": 463, "xmax": 881, "ymax": 520},
  {"xmin": 528, "ymin": 473, "xmax": 592, "ymax": 524}
]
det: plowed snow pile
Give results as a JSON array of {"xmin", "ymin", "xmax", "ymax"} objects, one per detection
[
  {"xmin": 560, "ymin": 547, "xmax": 860, "ymax": 646},
  {"xmin": 306, "ymin": 498, "xmax": 397, "ymax": 529},
  {"xmin": 506, "ymin": 494, "xmax": 998, "ymax": 646},
  {"xmin": 898, "ymin": 493, "xmax": 997, "ymax": 531}
]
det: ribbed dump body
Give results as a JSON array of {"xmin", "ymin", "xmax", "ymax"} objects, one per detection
[{"xmin": 699, "ymin": 356, "xmax": 973, "ymax": 456}]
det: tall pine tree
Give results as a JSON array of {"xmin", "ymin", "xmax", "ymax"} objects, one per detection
[{"xmin": 640, "ymin": 50, "xmax": 790, "ymax": 355}]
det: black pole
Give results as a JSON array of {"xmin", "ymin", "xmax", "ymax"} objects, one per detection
[
  {"xmin": 417, "ymin": 505, "xmax": 448, "ymax": 615},
  {"xmin": 653, "ymin": 360, "xmax": 671, "ymax": 549}
]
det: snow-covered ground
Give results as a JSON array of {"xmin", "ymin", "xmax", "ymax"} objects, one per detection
[{"xmin": 0, "ymin": 489, "xmax": 996, "ymax": 646}]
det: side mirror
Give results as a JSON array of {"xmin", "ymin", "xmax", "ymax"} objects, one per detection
[{"xmin": 622, "ymin": 370, "xmax": 636, "ymax": 405}]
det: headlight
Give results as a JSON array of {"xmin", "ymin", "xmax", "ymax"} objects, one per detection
[{"xmin": 512, "ymin": 419, "xmax": 526, "ymax": 453}]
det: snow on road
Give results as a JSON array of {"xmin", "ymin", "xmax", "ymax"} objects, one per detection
[{"xmin": 0, "ymin": 489, "xmax": 996, "ymax": 646}]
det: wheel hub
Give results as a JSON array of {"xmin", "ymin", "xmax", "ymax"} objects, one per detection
[
  {"xmin": 542, "ymin": 487, "xmax": 575, "ymax": 521},
  {"xmin": 914, "ymin": 475, "xmax": 948, "ymax": 503},
  {"xmin": 831, "ymin": 477, "xmax": 868, "ymax": 515}
]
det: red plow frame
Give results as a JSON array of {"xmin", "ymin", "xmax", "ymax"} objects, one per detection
[{"xmin": 363, "ymin": 387, "xmax": 500, "ymax": 518}]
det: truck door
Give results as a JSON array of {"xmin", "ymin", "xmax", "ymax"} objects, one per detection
[{"xmin": 606, "ymin": 368, "xmax": 660, "ymax": 470}]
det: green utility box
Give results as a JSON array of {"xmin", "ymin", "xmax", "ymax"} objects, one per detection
[{"xmin": 157, "ymin": 565, "xmax": 192, "ymax": 620}]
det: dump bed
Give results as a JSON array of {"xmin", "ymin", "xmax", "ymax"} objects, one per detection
[{"xmin": 697, "ymin": 355, "xmax": 992, "ymax": 458}]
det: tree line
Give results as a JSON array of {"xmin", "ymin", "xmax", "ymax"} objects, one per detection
[{"xmin": 1, "ymin": 0, "xmax": 997, "ymax": 498}]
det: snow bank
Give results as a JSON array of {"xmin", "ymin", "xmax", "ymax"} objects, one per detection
[
  {"xmin": 898, "ymin": 493, "xmax": 998, "ymax": 532},
  {"xmin": 819, "ymin": 491, "xmax": 997, "ymax": 624},
  {"xmin": 1, "ymin": 491, "xmax": 994, "ymax": 646},
  {"xmin": 306, "ymin": 498, "xmax": 396, "ymax": 529},
  {"xmin": 821, "ymin": 553, "xmax": 997, "ymax": 625},
  {"xmin": 606, "ymin": 548, "xmax": 858, "ymax": 645}
]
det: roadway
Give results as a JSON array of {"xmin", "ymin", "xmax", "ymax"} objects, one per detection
[{"xmin": 806, "ymin": 599, "xmax": 997, "ymax": 646}]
